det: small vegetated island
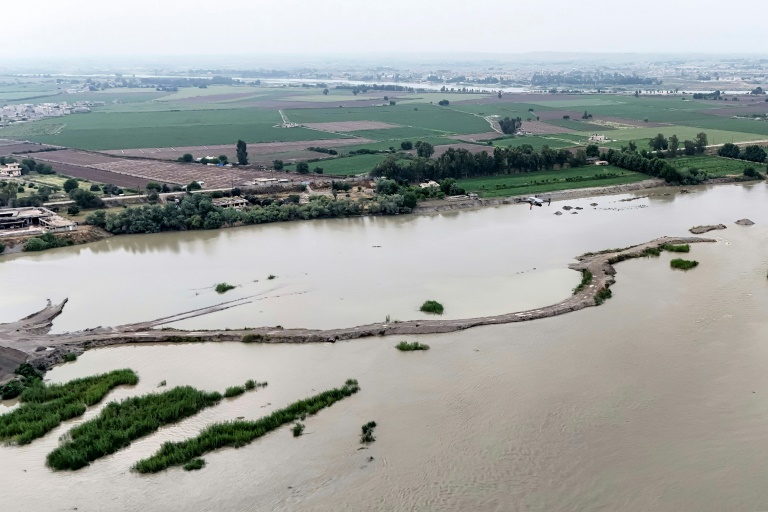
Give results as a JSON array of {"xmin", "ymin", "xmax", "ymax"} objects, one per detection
[
  {"xmin": 396, "ymin": 341, "xmax": 430, "ymax": 351},
  {"xmin": 420, "ymin": 300, "xmax": 444, "ymax": 315},
  {"xmin": 670, "ymin": 258, "xmax": 699, "ymax": 270}
]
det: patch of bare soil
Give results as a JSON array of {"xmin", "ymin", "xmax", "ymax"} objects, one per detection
[
  {"xmin": 520, "ymin": 121, "xmax": 576, "ymax": 134},
  {"xmin": 689, "ymin": 224, "xmax": 727, "ymax": 234}
]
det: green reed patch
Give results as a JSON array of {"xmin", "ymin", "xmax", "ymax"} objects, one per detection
[
  {"xmin": 0, "ymin": 369, "xmax": 138, "ymax": 445},
  {"xmin": 573, "ymin": 269, "xmax": 593, "ymax": 294},
  {"xmin": 214, "ymin": 282, "xmax": 235, "ymax": 294},
  {"xmin": 360, "ymin": 421, "xmax": 377, "ymax": 444},
  {"xmin": 420, "ymin": 300, "xmax": 444, "ymax": 315},
  {"xmin": 662, "ymin": 243, "xmax": 691, "ymax": 253},
  {"xmin": 594, "ymin": 287, "xmax": 613, "ymax": 306},
  {"xmin": 670, "ymin": 258, "xmax": 699, "ymax": 270},
  {"xmin": 46, "ymin": 386, "xmax": 223, "ymax": 471},
  {"xmin": 395, "ymin": 341, "xmax": 430, "ymax": 351},
  {"xmin": 133, "ymin": 379, "xmax": 361, "ymax": 473},
  {"xmin": 183, "ymin": 458, "xmax": 206, "ymax": 471}
]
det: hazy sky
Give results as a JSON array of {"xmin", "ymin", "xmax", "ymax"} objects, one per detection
[{"xmin": 5, "ymin": 0, "xmax": 766, "ymax": 59}]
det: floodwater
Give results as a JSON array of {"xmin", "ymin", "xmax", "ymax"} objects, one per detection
[{"xmin": 2, "ymin": 183, "xmax": 768, "ymax": 511}]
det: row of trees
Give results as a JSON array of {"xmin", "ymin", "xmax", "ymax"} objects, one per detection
[
  {"xmin": 648, "ymin": 132, "xmax": 708, "ymax": 156},
  {"xmin": 718, "ymin": 143, "xmax": 767, "ymax": 163},
  {"xmin": 604, "ymin": 148, "xmax": 710, "ymax": 185},
  {"xmin": 370, "ymin": 145, "xmax": 589, "ymax": 183}
]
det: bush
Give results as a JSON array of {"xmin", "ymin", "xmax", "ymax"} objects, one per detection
[
  {"xmin": 89, "ymin": 184, "xmax": 101, "ymax": 192},
  {"xmin": 24, "ymin": 233, "xmax": 73, "ymax": 252},
  {"xmin": 214, "ymin": 283, "xmax": 235, "ymax": 294},
  {"xmin": 292, "ymin": 422, "xmax": 305, "ymax": 437},
  {"xmin": 396, "ymin": 341, "xmax": 430, "ymax": 351},
  {"xmin": 594, "ymin": 287, "xmax": 613, "ymax": 305},
  {"xmin": 63, "ymin": 178, "xmax": 79, "ymax": 193},
  {"xmin": 670, "ymin": 258, "xmax": 699, "ymax": 270},
  {"xmin": 63, "ymin": 353, "xmax": 77, "ymax": 362},
  {"xmin": 224, "ymin": 386, "xmax": 245, "ymax": 398},
  {"xmin": 360, "ymin": 421, "xmax": 377, "ymax": 444},
  {"xmin": 67, "ymin": 205, "xmax": 81, "ymax": 215},
  {"xmin": 420, "ymin": 300, "xmax": 444, "ymax": 315},
  {"xmin": 70, "ymin": 189, "xmax": 104, "ymax": 209},
  {"xmin": 573, "ymin": 269, "xmax": 593, "ymax": 294}
]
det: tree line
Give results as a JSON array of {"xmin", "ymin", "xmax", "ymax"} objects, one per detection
[{"xmin": 717, "ymin": 143, "xmax": 767, "ymax": 163}]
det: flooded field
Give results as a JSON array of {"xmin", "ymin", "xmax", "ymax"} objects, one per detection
[{"xmin": 2, "ymin": 183, "xmax": 768, "ymax": 511}]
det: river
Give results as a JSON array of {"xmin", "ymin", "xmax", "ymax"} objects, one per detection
[{"xmin": 1, "ymin": 183, "xmax": 768, "ymax": 511}]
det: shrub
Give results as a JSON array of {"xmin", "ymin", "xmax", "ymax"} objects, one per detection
[
  {"xmin": 594, "ymin": 287, "xmax": 613, "ymax": 305},
  {"xmin": 670, "ymin": 258, "xmax": 699, "ymax": 270},
  {"xmin": 158, "ymin": 380, "xmax": 167, "ymax": 387},
  {"xmin": 63, "ymin": 178, "xmax": 79, "ymax": 193},
  {"xmin": 267, "ymin": 274, "xmax": 276, "ymax": 280},
  {"xmin": 573, "ymin": 269, "xmax": 593, "ymax": 294},
  {"xmin": 396, "ymin": 341, "xmax": 430, "ymax": 351},
  {"xmin": 89, "ymin": 184, "xmax": 101, "ymax": 192},
  {"xmin": 292, "ymin": 422, "xmax": 305, "ymax": 437},
  {"xmin": 215, "ymin": 283, "xmax": 235, "ymax": 294},
  {"xmin": 244, "ymin": 379, "xmax": 256, "ymax": 390},
  {"xmin": 0, "ymin": 242, "xmax": 5, "ymax": 254},
  {"xmin": 67, "ymin": 205, "xmax": 81, "ymax": 215},
  {"xmin": 241, "ymin": 334, "xmax": 268, "ymax": 343},
  {"xmin": 63, "ymin": 353, "xmax": 77, "ymax": 362},
  {"xmin": 420, "ymin": 300, "xmax": 444, "ymax": 315},
  {"xmin": 183, "ymin": 458, "xmax": 206, "ymax": 471},
  {"xmin": 360, "ymin": 421, "xmax": 377, "ymax": 444}
]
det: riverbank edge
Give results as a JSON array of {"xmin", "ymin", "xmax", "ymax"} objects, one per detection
[{"xmin": 0, "ymin": 236, "xmax": 715, "ymax": 382}]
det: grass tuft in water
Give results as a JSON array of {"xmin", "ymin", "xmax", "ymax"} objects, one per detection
[
  {"xmin": 292, "ymin": 422, "xmax": 305, "ymax": 437},
  {"xmin": 670, "ymin": 258, "xmax": 699, "ymax": 270},
  {"xmin": 420, "ymin": 300, "xmax": 444, "ymax": 315},
  {"xmin": 360, "ymin": 421, "xmax": 377, "ymax": 444},
  {"xmin": 396, "ymin": 341, "xmax": 430, "ymax": 352},
  {"xmin": 214, "ymin": 282, "xmax": 235, "ymax": 294},
  {"xmin": 663, "ymin": 243, "xmax": 690, "ymax": 253}
]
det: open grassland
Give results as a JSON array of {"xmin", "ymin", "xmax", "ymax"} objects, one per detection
[
  {"xmin": 0, "ymin": 109, "xmax": 351, "ymax": 150},
  {"xmin": 458, "ymin": 165, "xmax": 646, "ymax": 198},
  {"xmin": 284, "ymin": 153, "xmax": 391, "ymax": 175},
  {"xmin": 286, "ymin": 104, "xmax": 491, "ymax": 134},
  {"xmin": 665, "ymin": 155, "xmax": 762, "ymax": 176}
]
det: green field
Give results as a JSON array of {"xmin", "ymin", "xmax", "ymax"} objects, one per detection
[
  {"xmin": 458, "ymin": 165, "xmax": 646, "ymax": 198},
  {"xmin": 284, "ymin": 153, "xmax": 391, "ymax": 175},
  {"xmin": 665, "ymin": 155, "xmax": 761, "ymax": 176},
  {"xmin": 492, "ymin": 135, "xmax": 583, "ymax": 150}
]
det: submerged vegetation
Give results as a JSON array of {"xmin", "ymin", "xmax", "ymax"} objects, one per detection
[
  {"xmin": 0, "ymin": 369, "xmax": 138, "ymax": 445},
  {"xmin": 183, "ymin": 458, "xmax": 206, "ymax": 471},
  {"xmin": 360, "ymin": 421, "xmax": 377, "ymax": 444},
  {"xmin": 420, "ymin": 300, "xmax": 444, "ymax": 315},
  {"xmin": 214, "ymin": 282, "xmax": 235, "ymax": 294},
  {"xmin": 670, "ymin": 258, "xmax": 699, "ymax": 270},
  {"xmin": 133, "ymin": 379, "xmax": 361, "ymax": 473},
  {"xmin": 573, "ymin": 269, "xmax": 593, "ymax": 294},
  {"xmin": 46, "ymin": 385, "xmax": 223, "ymax": 471},
  {"xmin": 396, "ymin": 341, "xmax": 430, "ymax": 351}
]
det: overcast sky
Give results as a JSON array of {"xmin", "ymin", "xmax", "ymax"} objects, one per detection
[{"xmin": 5, "ymin": 0, "xmax": 766, "ymax": 60}]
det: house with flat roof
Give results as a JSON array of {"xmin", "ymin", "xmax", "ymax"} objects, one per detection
[
  {"xmin": 0, "ymin": 207, "xmax": 76, "ymax": 235},
  {"xmin": 0, "ymin": 162, "xmax": 22, "ymax": 177},
  {"xmin": 212, "ymin": 198, "xmax": 249, "ymax": 210}
]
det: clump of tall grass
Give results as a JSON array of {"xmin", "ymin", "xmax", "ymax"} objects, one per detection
[
  {"xmin": 670, "ymin": 258, "xmax": 699, "ymax": 270},
  {"xmin": 292, "ymin": 422, "xmax": 305, "ymax": 437},
  {"xmin": 572, "ymin": 269, "xmax": 593, "ymax": 294},
  {"xmin": 662, "ymin": 243, "xmax": 690, "ymax": 253},
  {"xmin": 241, "ymin": 333, "xmax": 269, "ymax": 343},
  {"xmin": 396, "ymin": 341, "xmax": 430, "ymax": 352},
  {"xmin": 224, "ymin": 386, "xmax": 245, "ymax": 398},
  {"xmin": 214, "ymin": 283, "xmax": 235, "ymax": 294},
  {"xmin": 642, "ymin": 247, "xmax": 661, "ymax": 257},
  {"xmin": 46, "ymin": 386, "xmax": 223, "ymax": 471},
  {"xmin": 133, "ymin": 379, "xmax": 361, "ymax": 473},
  {"xmin": 420, "ymin": 300, "xmax": 444, "ymax": 315},
  {"xmin": 594, "ymin": 287, "xmax": 613, "ymax": 306},
  {"xmin": 0, "ymin": 369, "xmax": 138, "ymax": 445},
  {"xmin": 243, "ymin": 380, "xmax": 267, "ymax": 391},
  {"xmin": 360, "ymin": 421, "xmax": 377, "ymax": 444},
  {"xmin": 63, "ymin": 353, "xmax": 78, "ymax": 362},
  {"xmin": 183, "ymin": 458, "xmax": 206, "ymax": 471}
]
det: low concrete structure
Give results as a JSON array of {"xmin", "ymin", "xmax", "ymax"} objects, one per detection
[
  {"xmin": 0, "ymin": 207, "xmax": 76, "ymax": 236},
  {"xmin": 0, "ymin": 162, "xmax": 22, "ymax": 177},
  {"xmin": 212, "ymin": 197, "xmax": 249, "ymax": 210}
]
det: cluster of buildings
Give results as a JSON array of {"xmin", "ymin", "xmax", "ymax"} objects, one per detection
[
  {"xmin": 0, "ymin": 100, "xmax": 105, "ymax": 126},
  {"xmin": 0, "ymin": 207, "xmax": 76, "ymax": 237}
]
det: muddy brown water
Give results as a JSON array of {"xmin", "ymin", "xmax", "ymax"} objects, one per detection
[{"xmin": 2, "ymin": 183, "xmax": 768, "ymax": 511}]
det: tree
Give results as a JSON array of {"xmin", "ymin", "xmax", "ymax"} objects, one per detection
[
  {"xmin": 186, "ymin": 181, "xmax": 202, "ymax": 191},
  {"xmin": 69, "ymin": 189, "xmax": 104, "ymax": 209},
  {"xmin": 400, "ymin": 141, "xmax": 413, "ymax": 150},
  {"xmin": 389, "ymin": 100, "xmax": 396, "ymax": 106},
  {"xmin": 628, "ymin": 141, "xmax": 637, "ymax": 152},
  {"xmin": 585, "ymin": 144, "xmax": 600, "ymax": 158},
  {"xmin": 498, "ymin": 117, "xmax": 522, "ymax": 135},
  {"xmin": 146, "ymin": 182, "xmax": 162, "ymax": 192},
  {"xmin": 497, "ymin": 91, "xmax": 502, "ymax": 99},
  {"xmin": 718, "ymin": 143, "xmax": 740, "ymax": 159},
  {"xmin": 438, "ymin": 99, "xmax": 450, "ymax": 106},
  {"xmin": 683, "ymin": 140, "xmax": 696, "ymax": 156},
  {"xmin": 180, "ymin": 153, "xmax": 194, "ymax": 163},
  {"xmin": 63, "ymin": 178, "xmax": 79, "ymax": 193},
  {"xmin": 218, "ymin": 155, "xmax": 228, "ymax": 164},
  {"xmin": 562, "ymin": 115, "xmax": 570, "ymax": 120},
  {"xmin": 89, "ymin": 183, "xmax": 101, "ymax": 192},
  {"xmin": 649, "ymin": 133, "xmax": 668, "ymax": 151},
  {"xmin": 236, "ymin": 140, "xmax": 248, "ymax": 165},
  {"xmin": 296, "ymin": 162, "xmax": 309, "ymax": 174},
  {"xmin": 323, "ymin": 88, "xmax": 329, "ymax": 95},
  {"xmin": 273, "ymin": 159, "xmax": 284, "ymax": 170},
  {"xmin": 416, "ymin": 142, "xmax": 435, "ymax": 159},
  {"xmin": 741, "ymin": 145, "xmax": 767, "ymax": 163},
  {"xmin": 694, "ymin": 132, "xmax": 708, "ymax": 154},
  {"xmin": 668, "ymin": 135, "xmax": 680, "ymax": 157}
]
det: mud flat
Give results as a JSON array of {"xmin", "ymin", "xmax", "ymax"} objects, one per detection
[{"xmin": 0, "ymin": 236, "xmax": 715, "ymax": 380}]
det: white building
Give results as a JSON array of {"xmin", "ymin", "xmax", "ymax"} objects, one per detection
[
  {"xmin": 589, "ymin": 134, "xmax": 608, "ymax": 143},
  {"xmin": 0, "ymin": 162, "xmax": 22, "ymax": 177}
]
